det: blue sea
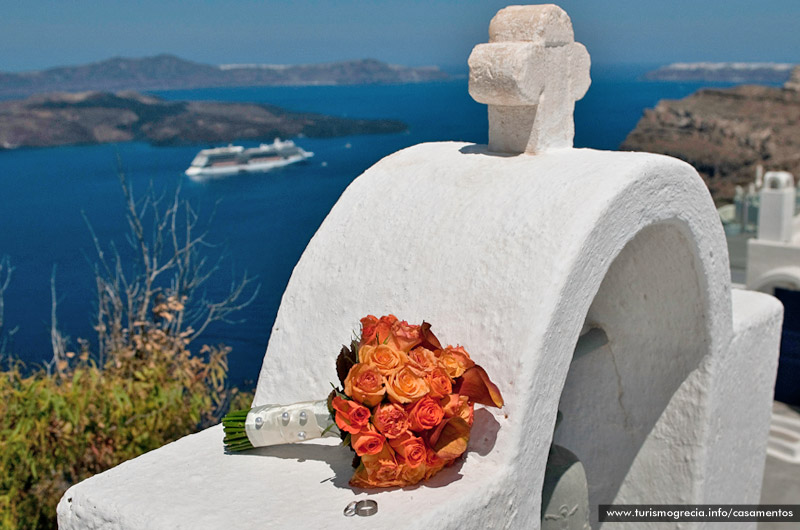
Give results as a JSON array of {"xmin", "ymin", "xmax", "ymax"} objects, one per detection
[{"xmin": 0, "ymin": 65, "xmax": 743, "ymax": 386}]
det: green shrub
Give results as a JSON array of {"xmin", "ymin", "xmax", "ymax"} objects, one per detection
[
  {"xmin": 0, "ymin": 316, "xmax": 252, "ymax": 529},
  {"xmin": 0, "ymin": 175, "xmax": 257, "ymax": 529}
]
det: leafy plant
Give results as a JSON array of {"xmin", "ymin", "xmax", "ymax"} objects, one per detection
[
  {"xmin": 0, "ymin": 323, "xmax": 251, "ymax": 529},
  {"xmin": 0, "ymin": 174, "xmax": 257, "ymax": 529}
]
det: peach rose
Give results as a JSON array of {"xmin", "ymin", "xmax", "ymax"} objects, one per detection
[
  {"xmin": 352, "ymin": 425, "xmax": 386, "ymax": 456},
  {"xmin": 388, "ymin": 319, "xmax": 422, "ymax": 352},
  {"xmin": 388, "ymin": 432, "xmax": 426, "ymax": 468},
  {"xmin": 386, "ymin": 365, "xmax": 430, "ymax": 404},
  {"xmin": 367, "ymin": 455, "xmax": 401, "ymax": 485},
  {"xmin": 440, "ymin": 393, "xmax": 474, "ymax": 426},
  {"xmin": 359, "ymin": 344, "xmax": 406, "ymax": 375},
  {"xmin": 331, "ymin": 395, "xmax": 371, "ymax": 434},
  {"xmin": 350, "ymin": 445, "xmax": 403, "ymax": 488},
  {"xmin": 427, "ymin": 366, "xmax": 453, "ymax": 399},
  {"xmin": 399, "ymin": 460, "xmax": 427, "ymax": 485},
  {"xmin": 349, "ymin": 464, "xmax": 375, "ymax": 489},
  {"xmin": 344, "ymin": 363, "xmax": 386, "ymax": 406},
  {"xmin": 372, "ymin": 403, "xmax": 410, "ymax": 439},
  {"xmin": 436, "ymin": 345, "xmax": 475, "ymax": 379},
  {"xmin": 407, "ymin": 396, "xmax": 445, "ymax": 432},
  {"xmin": 359, "ymin": 314, "xmax": 397, "ymax": 347},
  {"xmin": 407, "ymin": 346, "xmax": 438, "ymax": 373}
]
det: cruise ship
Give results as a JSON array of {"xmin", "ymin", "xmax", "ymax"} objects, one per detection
[{"xmin": 185, "ymin": 139, "xmax": 313, "ymax": 179}]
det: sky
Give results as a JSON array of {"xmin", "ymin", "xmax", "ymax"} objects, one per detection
[{"xmin": 1, "ymin": 0, "xmax": 799, "ymax": 72}]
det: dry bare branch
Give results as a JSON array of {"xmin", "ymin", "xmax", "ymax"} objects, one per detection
[
  {"xmin": 84, "ymin": 169, "xmax": 259, "ymax": 364},
  {"xmin": 48, "ymin": 265, "xmax": 68, "ymax": 377},
  {"xmin": 0, "ymin": 256, "xmax": 18, "ymax": 356}
]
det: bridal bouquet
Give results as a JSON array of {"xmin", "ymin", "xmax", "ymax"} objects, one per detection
[{"xmin": 223, "ymin": 315, "xmax": 503, "ymax": 488}]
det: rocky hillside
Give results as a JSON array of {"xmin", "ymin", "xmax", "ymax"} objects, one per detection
[
  {"xmin": 0, "ymin": 55, "xmax": 450, "ymax": 99},
  {"xmin": 622, "ymin": 69, "xmax": 800, "ymax": 202},
  {"xmin": 0, "ymin": 91, "xmax": 407, "ymax": 149}
]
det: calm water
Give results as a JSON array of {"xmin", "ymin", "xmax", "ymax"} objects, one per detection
[{"xmin": 0, "ymin": 66, "xmax": 742, "ymax": 385}]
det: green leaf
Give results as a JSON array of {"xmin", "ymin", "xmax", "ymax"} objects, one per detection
[{"xmin": 320, "ymin": 422, "xmax": 337, "ymax": 436}]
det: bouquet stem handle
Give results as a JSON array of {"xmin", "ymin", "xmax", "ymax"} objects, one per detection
[{"xmin": 223, "ymin": 400, "xmax": 338, "ymax": 451}]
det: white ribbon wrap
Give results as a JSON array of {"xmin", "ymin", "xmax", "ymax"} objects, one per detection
[{"xmin": 244, "ymin": 400, "xmax": 339, "ymax": 448}]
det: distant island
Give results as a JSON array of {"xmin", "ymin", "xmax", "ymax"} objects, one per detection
[
  {"xmin": 644, "ymin": 62, "xmax": 796, "ymax": 83},
  {"xmin": 0, "ymin": 55, "xmax": 450, "ymax": 99},
  {"xmin": 0, "ymin": 91, "xmax": 407, "ymax": 149},
  {"xmin": 622, "ymin": 67, "xmax": 800, "ymax": 202}
]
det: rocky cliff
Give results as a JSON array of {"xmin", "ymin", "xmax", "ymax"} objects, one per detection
[
  {"xmin": 0, "ymin": 91, "xmax": 407, "ymax": 149},
  {"xmin": 621, "ymin": 75, "xmax": 800, "ymax": 202}
]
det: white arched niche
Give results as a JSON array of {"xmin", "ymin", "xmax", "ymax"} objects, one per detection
[{"xmin": 554, "ymin": 220, "xmax": 710, "ymax": 528}]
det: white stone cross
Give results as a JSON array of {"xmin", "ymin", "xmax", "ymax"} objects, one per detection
[{"xmin": 468, "ymin": 4, "xmax": 591, "ymax": 154}]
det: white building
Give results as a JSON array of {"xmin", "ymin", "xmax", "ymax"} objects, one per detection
[{"xmin": 747, "ymin": 171, "xmax": 800, "ymax": 292}]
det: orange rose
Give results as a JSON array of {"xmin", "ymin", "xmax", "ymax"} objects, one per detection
[
  {"xmin": 386, "ymin": 365, "xmax": 429, "ymax": 404},
  {"xmin": 427, "ymin": 367, "xmax": 453, "ymax": 399},
  {"xmin": 360, "ymin": 314, "xmax": 397, "ymax": 347},
  {"xmin": 350, "ymin": 445, "xmax": 402, "ymax": 488},
  {"xmin": 407, "ymin": 396, "xmax": 445, "ymax": 431},
  {"xmin": 388, "ymin": 432, "xmax": 426, "ymax": 468},
  {"xmin": 424, "ymin": 445, "xmax": 446, "ymax": 480},
  {"xmin": 360, "ymin": 314, "xmax": 422, "ymax": 352},
  {"xmin": 388, "ymin": 319, "xmax": 421, "ymax": 352},
  {"xmin": 440, "ymin": 393, "xmax": 474, "ymax": 426},
  {"xmin": 360, "ymin": 315, "xmax": 379, "ymax": 339},
  {"xmin": 331, "ymin": 395, "xmax": 371, "ymax": 434},
  {"xmin": 344, "ymin": 363, "xmax": 386, "ymax": 406},
  {"xmin": 407, "ymin": 346, "xmax": 438, "ymax": 373},
  {"xmin": 352, "ymin": 425, "xmax": 386, "ymax": 456},
  {"xmin": 436, "ymin": 345, "xmax": 475, "ymax": 378},
  {"xmin": 359, "ymin": 344, "xmax": 406, "ymax": 375},
  {"xmin": 372, "ymin": 403, "xmax": 410, "ymax": 439}
]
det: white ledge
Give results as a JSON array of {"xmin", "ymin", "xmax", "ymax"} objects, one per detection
[{"xmin": 58, "ymin": 410, "xmax": 510, "ymax": 530}]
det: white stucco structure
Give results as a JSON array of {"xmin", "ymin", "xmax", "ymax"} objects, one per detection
[
  {"xmin": 747, "ymin": 171, "xmax": 800, "ymax": 292},
  {"xmin": 58, "ymin": 5, "xmax": 782, "ymax": 530},
  {"xmin": 757, "ymin": 171, "xmax": 795, "ymax": 244}
]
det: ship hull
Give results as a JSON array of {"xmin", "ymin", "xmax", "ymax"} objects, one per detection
[{"xmin": 185, "ymin": 152, "xmax": 312, "ymax": 180}]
